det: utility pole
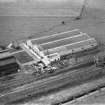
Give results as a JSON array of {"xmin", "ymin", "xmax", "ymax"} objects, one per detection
[{"xmin": 75, "ymin": 0, "xmax": 88, "ymax": 20}]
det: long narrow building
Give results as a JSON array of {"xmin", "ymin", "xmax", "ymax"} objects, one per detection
[{"xmin": 31, "ymin": 29, "xmax": 97, "ymax": 57}]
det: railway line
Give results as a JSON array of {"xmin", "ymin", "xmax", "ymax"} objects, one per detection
[
  {"xmin": 0, "ymin": 64, "xmax": 105, "ymax": 104},
  {"xmin": 0, "ymin": 46, "xmax": 99, "ymax": 94},
  {"xmin": 53, "ymin": 77, "xmax": 105, "ymax": 105},
  {"xmin": 0, "ymin": 44, "xmax": 102, "ymax": 104},
  {"xmin": 14, "ymin": 71, "xmax": 105, "ymax": 105},
  {"xmin": 0, "ymin": 62, "xmax": 91, "ymax": 94},
  {"xmin": 0, "ymin": 54, "xmax": 95, "ymax": 95},
  {"xmin": 0, "ymin": 29, "xmax": 104, "ymax": 105}
]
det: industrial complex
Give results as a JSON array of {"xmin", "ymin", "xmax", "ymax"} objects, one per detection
[
  {"xmin": 1, "ymin": 0, "xmax": 105, "ymax": 104},
  {"xmin": 1, "ymin": 29, "xmax": 105, "ymax": 104},
  {"xmin": 0, "ymin": 29, "xmax": 98, "ymax": 76}
]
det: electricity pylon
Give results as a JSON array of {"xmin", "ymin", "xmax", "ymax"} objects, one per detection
[{"xmin": 75, "ymin": 0, "xmax": 88, "ymax": 20}]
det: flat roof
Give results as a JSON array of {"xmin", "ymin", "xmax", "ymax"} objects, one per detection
[
  {"xmin": 40, "ymin": 33, "xmax": 90, "ymax": 51},
  {"xmin": 0, "ymin": 29, "xmax": 97, "ymax": 64},
  {"xmin": 31, "ymin": 29, "xmax": 80, "ymax": 45},
  {"xmin": 43, "ymin": 38, "xmax": 97, "ymax": 56},
  {"xmin": 13, "ymin": 51, "xmax": 34, "ymax": 64}
]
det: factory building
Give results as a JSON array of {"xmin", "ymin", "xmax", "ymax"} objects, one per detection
[
  {"xmin": 14, "ymin": 29, "xmax": 97, "ymax": 66},
  {"xmin": 0, "ymin": 29, "xmax": 98, "ymax": 76},
  {"xmin": 31, "ymin": 29, "xmax": 97, "ymax": 59}
]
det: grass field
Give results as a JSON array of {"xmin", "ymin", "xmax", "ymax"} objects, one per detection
[
  {"xmin": 0, "ymin": 8, "xmax": 105, "ymax": 46},
  {"xmin": 0, "ymin": 0, "xmax": 105, "ymax": 46}
]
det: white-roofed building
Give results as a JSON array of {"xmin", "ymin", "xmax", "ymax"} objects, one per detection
[
  {"xmin": 31, "ymin": 29, "xmax": 97, "ymax": 58},
  {"xmin": 1, "ymin": 29, "xmax": 97, "ymax": 67}
]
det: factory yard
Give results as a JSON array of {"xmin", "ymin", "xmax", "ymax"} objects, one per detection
[{"xmin": 1, "ymin": 0, "xmax": 105, "ymax": 104}]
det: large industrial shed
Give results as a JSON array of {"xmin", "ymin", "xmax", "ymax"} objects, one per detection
[
  {"xmin": 31, "ymin": 29, "xmax": 97, "ymax": 58},
  {"xmin": 0, "ymin": 29, "xmax": 98, "ymax": 76},
  {"xmin": 0, "ymin": 29, "xmax": 97, "ymax": 67}
]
